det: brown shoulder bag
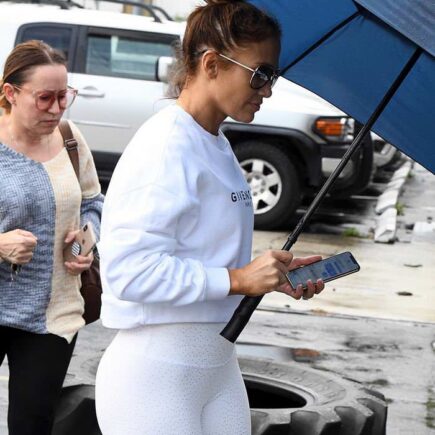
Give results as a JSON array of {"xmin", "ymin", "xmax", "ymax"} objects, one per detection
[{"xmin": 59, "ymin": 120, "xmax": 102, "ymax": 325}]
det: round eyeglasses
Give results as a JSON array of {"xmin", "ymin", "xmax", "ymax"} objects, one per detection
[
  {"xmin": 12, "ymin": 85, "xmax": 78, "ymax": 111},
  {"xmin": 217, "ymin": 53, "xmax": 280, "ymax": 90}
]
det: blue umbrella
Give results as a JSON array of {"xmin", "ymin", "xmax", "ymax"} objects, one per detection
[{"xmin": 222, "ymin": 0, "xmax": 435, "ymax": 342}]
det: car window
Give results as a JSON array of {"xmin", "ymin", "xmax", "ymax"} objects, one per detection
[
  {"xmin": 86, "ymin": 34, "xmax": 174, "ymax": 80},
  {"xmin": 18, "ymin": 25, "xmax": 73, "ymax": 62}
]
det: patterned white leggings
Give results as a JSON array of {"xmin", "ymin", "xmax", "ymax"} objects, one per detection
[{"xmin": 95, "ymin": 323, "xmax": 251, "ymax": 435}]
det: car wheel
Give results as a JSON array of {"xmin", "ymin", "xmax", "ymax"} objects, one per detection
[{"xmin": 233, "ymin": 141, "xmax": 302, "ymax": 230}]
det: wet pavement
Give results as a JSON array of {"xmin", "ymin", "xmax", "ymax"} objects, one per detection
[
  {"xmin": 257, "ymin": 162, "xmax": 435, "ymax": 323},
  {"xmin": 256, "ymin": 231, "xmax": 435, "ymax": 323},
  {"xmin": 0, "ymin": 163, "xmax": 434, "ymax": 434},
  {"xmin": 248, "ymin": 163, "xmax": 435, "ymax": 434},
  {"xmin": 239, "ymin": 308, "xmax": 435, "ymax": 434}
]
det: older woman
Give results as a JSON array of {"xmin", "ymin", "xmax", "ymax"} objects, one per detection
[
  {"xmin": 96, "ymin": 1, "xmax": 325, "ymax": 434},
  {"xmin": 0, "ymin": 40, "xmax": 103, "ymax": 434}
]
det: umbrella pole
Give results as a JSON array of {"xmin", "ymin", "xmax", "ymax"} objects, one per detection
[{"xmin": 221, "ymin": 47, "xmax": 422, "ymax": 343}]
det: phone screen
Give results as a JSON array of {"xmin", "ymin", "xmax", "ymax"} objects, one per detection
[{"xmin": 286, "ymin": 251, "xmax": 360, "ymax": 288}]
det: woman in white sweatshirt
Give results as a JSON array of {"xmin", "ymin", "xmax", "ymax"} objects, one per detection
[{"xmin": 96, "ymin": 1, "xmax": 325, "ymax": 433}]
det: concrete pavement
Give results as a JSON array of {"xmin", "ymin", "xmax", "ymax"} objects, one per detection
[
  {"xmin": 247, "ymin": 164, "xmax": 435, "ymax": 434},
  {"xmin": 253, "ymin": 164, "xmax": 435, "ymax": 323},
  {"xmin": 255, "ymin": 232, "xmax": 435, "ymax": 323}
]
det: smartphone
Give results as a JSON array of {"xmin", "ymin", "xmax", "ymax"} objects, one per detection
[
  {"xmin": 63, "ymin": 222, "xmax": 97, "ymax": 262},
  {"xmin": 286, "ymin": 251, "xmax": 360, "ymax": 289}
]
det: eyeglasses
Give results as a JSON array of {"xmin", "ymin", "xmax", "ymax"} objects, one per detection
[
  {"xmin": 12, "ymin": 85, "xmax": 78, "ymax": 111},
  {"xmin": 218, "ymin": 53, "xmax": 280, "ymax": 90}
]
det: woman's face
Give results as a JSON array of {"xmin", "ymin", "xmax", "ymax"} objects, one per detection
[
  {"xmin": 214, "ymin": 38, "xmax": 280, "ymax": 124},
  {"xmin": 11, "ymin": 63, "xmax": 68, "ymax": 135}
]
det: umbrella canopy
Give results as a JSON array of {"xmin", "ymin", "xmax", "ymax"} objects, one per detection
[
  {"xmin": 222, "ymin": 0, "xmax": 435, "ymax": 343},
  {"xmin": 250, "ymin": 0, "xmax": 435, "ymax": 173}
]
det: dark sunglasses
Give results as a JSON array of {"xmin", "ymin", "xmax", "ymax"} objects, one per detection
[{"xmin": 218, "ymin": 53, "xmax": 280, "ymax": 89}]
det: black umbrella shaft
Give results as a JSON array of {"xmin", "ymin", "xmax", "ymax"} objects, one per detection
[{"xmin": 221, "ymin": 47, "xmax": 422, "ymax": 343}]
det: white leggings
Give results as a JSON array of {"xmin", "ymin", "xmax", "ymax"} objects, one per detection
[{"xmin": 95, "ymin": 323, "xmax": 251, "ymax": 435}]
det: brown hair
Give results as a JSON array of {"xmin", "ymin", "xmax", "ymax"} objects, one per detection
[
  {"xmin": 0, "ymin": 40, "xmax": 67, "ymax": 113},
  {"xmin": 168, "ymin": 0, "xmax": 281, "ymax": 97}
]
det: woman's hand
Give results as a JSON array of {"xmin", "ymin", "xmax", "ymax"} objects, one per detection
[
  {"xmin": 229, "ymin": 251, "xmax": 325, "ymax": 300},
  {"xmin": 64, "ymin": 229, "xmax": 94, "ymax": 275},
  {"xmin": 64, "ymin": 252, "xmax": 94, "ymax": 276},
  {"xmin": 229, "ymin": 250, "xmax": 294, "ymax": 297},
  {"xmin": 276, "ymin": 255, "xmax": 325, "ymax": 300},
  {"xmin": 0, "ymin": 229, "xmax": 38, "ymax": 265}
]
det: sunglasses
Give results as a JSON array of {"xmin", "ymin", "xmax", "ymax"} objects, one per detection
[
  {"xmin": 218, "ymin": 53, "xmax": 280, "ymax": 90},
  {"xmin": 12, "ymin": 85, "xmax": 78, "ymax": 111}
]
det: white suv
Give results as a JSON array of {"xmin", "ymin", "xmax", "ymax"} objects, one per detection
[{"xmin": 0, "ymin": 0, "xmax": 374, "ymax": 230}]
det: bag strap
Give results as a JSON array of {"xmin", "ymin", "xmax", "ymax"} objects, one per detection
[
  {"xmin": 59, "ymin": 120, "xmax": 100, "ymax": 261},
  {"xmin": 59, "ymin": 120, "xmax": 80, "ymax": 181}
]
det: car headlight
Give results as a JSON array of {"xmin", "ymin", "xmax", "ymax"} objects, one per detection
[{"xmin": 313, "ymin": 117, "xmax": 355, "ymax": 143}]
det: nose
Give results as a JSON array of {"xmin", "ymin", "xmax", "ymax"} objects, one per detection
[
  {"xmin": 259, "ymin": 81, "xmax": 273, "ymax": 98},
  {"xmin": 48, "ymin": 98, "xmax": 63, "ymax": 114}
]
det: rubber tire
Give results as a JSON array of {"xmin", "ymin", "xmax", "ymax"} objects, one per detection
[
  {"xmin": 240, "ymin": 357, "xmax": 387, "ymax": 435},
  {"xmin": 233, "ymin": 141, "xmax": 302, "ymax": 230},
  {"xmin": 53, "ymin": 357, "xmax": 387, "ymax": 435},
  {"xmin": 53, "ymin": 385, "xmax": 100, "ymax": 435}
]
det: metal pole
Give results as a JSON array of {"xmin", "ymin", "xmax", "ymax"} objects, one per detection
[{"xmin": 221, "ymin": 46, "xmax": 422, "ymax": 343}]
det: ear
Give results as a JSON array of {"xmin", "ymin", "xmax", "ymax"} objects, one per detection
[
  {"xmin": 201, "ymin": 50, "xmax": 219, "ymax": 80},
  {"xmin": 2, "ymin": 83, "xmax": 17, "ymax": 105}
]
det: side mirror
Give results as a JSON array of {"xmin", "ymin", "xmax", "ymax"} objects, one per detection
[{"xmin": 156, "ymin": 56, "xmax": 175, "ymax": 83}]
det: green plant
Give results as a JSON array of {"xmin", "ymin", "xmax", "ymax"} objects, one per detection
[
  {"xmin": 342, "ymin": 227, "xmax": 362, "ymax": 238},
  {"xmin": 396, "ymin": 201, "xmax": 405, "ymax": 215},
  {"xmin": 426, "ymin": 388, "xmax": 435, "ymax": 429}
]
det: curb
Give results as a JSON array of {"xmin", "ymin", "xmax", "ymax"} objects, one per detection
[{"xmin": 374, "ymin": 160, "xmax": 412, "ymax": 243}]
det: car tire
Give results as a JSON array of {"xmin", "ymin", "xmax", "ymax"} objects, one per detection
[
  {"xmin": 53, "ymin": 357, "xmax": 387, "ymax": 435},
  {"xmin": 233, "ymin": 141, "xmax": 302, "ymax": 230}
]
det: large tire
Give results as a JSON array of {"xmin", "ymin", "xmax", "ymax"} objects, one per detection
[
  {"xmin": 233, "ymin": 141, "xmax": 302, "ymax": 230},
  {"xmin": 53, "ymin": 385, "xmax": 100, "ymax": 435},
  {"xmin": 53, "ymin": 357, "xmax": 387, "ymax": 435},
  {"xmin": 240, "ymin": 357, "xmax": 387, "ymax": 435}
]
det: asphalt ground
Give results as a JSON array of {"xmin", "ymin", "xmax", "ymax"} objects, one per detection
[{"xmin": 0, "ymin": 164, "xmax": 434, "ymax": 434}]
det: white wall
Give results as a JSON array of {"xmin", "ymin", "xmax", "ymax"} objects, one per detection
[
  {"xmin": 82, "ymin": 0, "xmax": 203, "ymax": 20},
  {"xmin": 153, "ymin": 0, "xmax": 204, "ymax": 20}
]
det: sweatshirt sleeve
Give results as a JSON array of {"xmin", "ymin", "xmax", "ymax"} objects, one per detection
[
  {"xmin": 99, "ymin": 179, "xmax": 231, "ymax": 306},
  {"xmin": 70, "ymin": 121, "xmax": 104, "ymax": 240}
]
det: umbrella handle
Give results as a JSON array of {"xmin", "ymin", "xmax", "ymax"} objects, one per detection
[
  {"xmin": 221, "ymin": 47, "xmax": 422, "ymax": 343},
  {"xmin": 219, "ymin": 296, "xmax": 262, "ymax": 343}
]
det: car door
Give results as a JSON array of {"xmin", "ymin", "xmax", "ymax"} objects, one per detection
[{"xmin": 68, "ymin": 27, "xmax": 177, "ymax": 165}]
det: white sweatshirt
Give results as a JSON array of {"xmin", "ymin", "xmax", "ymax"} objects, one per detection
[{"xmin": 98, "ymin": 104, "xmax": 254, "ymax": 328}]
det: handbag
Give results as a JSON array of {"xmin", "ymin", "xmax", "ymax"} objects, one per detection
[{"xmin": 59, "ymin": 120, "xmax": 102, "ymax": 325}]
